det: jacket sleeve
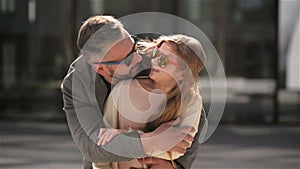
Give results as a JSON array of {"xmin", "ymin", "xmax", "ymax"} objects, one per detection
[{"xmin": 61, "ymin": 59, "xmax": 147, "ymax": 163}]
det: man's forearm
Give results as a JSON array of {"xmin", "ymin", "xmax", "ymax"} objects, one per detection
[
  {"xmin": 65, "ymin": 107, "xmax": 147, "ymax": 162},
  {"xmin": 62, "ymin": 69, "xmax": 147, "ymax": 162}
]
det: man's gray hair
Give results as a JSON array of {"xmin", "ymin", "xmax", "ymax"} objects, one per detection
[{"xmin": 81, "ymin": 16, "xmax": 130, "ymax": 61}]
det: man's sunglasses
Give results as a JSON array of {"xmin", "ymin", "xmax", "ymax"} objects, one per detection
[
  {"xmin": 92, "ymin": 41, "xmax": 136, "ymax": 66},
  {"xmin": 152, "ymin": 47, "xmax": 181, "ymax": 68}
]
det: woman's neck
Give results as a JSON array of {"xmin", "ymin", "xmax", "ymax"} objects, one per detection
[{"xmin": 137, "ymin": 79, "xmax": 176, "ymax": 94}]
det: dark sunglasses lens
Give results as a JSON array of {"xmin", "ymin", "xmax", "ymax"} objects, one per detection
[{"xmin": 158, "ymin": 55, "xmax": 167, "ymax": 68}]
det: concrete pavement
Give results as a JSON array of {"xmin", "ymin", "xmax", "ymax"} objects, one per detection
[{"xmin": 0, "ymin": 121, "xmax": 299, "ymax": 169}]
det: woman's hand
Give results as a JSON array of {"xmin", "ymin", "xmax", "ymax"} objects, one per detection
[{"xmin": 97, "ymin": 128, "xmax": 127, "ymax": 146}]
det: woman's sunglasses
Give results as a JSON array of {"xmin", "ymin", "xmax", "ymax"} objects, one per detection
[{"xmin": 152, "ymin": 47, "xmax": 181, "ymax": 69}]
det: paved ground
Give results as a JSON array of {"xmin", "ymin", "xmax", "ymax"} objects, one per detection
[{"xmin": 0, "ymin": 121, "xmax": 299, "ymax": 169}]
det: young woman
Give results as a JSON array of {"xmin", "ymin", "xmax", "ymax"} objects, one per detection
[{"xmin": 94, "ymin": 34, "xmax": 206, "ymax": 169}]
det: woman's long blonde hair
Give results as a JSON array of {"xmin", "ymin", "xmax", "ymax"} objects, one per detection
[{"xmin": 143, "ymin": 34, "xmax": 206, "ymax": 132}]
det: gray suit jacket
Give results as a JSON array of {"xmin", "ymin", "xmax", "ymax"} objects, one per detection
[{"xmin": 61, "ymin": 55, "xmax": 207, "ymax": 169}]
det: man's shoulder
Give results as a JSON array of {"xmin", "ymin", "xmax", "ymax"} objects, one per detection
[
  {"xmin": 66, "ymin": 55, "xmax": 96, "ymax": 78},
  {"xmin": 62, "ymin": 55, "xmax": 98, "ymax": 88}
]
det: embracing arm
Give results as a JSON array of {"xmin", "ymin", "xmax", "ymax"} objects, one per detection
[
  {"xmin": 141, "ymin": 94, "xmax": 207, "ymax": 168},
  {"xmin": 138, "ymin": 97, "xmax": 208, "ymax": 169},
  {"xmin": 139, "ymin": 118, "xmax": 206, "ymax": 169},
  {"xmin": 61, "ymin": 61, "xmax": 147, "ymax": 163},
  {"xmin": 141, "ymin": 95, "xmax": 202, "ymax": 161}
]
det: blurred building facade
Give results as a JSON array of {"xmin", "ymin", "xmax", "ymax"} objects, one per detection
[{"xmin": 0, "ymin": 0, "xmax": 299, "ymax": 123}]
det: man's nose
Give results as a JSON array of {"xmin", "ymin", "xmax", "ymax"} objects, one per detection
[
  {"xmin": 132, "ymin": 52, "xmax": 142, "ymax": 63},
  {"xmin": 136, "ymin": 52, "xmax": 142, "ymax": 63}
]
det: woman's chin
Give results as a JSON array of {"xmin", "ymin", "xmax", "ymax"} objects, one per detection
[
  {"xmin": 152, "ymin": 68, "xmax": 160, "ymax": 73},
  {"xmin": 149, "ymin": 71, "xmax": 156, "ymax": 80}
]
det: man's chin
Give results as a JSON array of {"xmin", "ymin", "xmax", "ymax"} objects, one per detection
[
  {"xmin": 129, "ymin": 67, "xmax": 140, "ymax": 78},
  {"xmin": 112, "ymin": 66, "xmax": 149, "ymax": 82},
  {"xmin": 131, "ymin": 66, "xmax": 150, "ymax": 78}
]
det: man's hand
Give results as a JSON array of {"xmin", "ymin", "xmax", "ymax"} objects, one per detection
[
  {"xmin": 169, "ymin": 134, "xmax": 193, "ymax": 154},
  {"xmin": 140, "ymin": 117, "xmax": 195, "ymax": 154},
  {"xmin": 97, "ymin": 128, "xmax": 127, "ymax": 146},
  {"xmin": 138, "ymin": 157, "xmax": 174, "ymax": 169}
]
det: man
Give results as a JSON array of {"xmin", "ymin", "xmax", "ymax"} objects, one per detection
[{"xmin": 61, "ymin": 15, "xmax": 207, "ymax": 169}]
